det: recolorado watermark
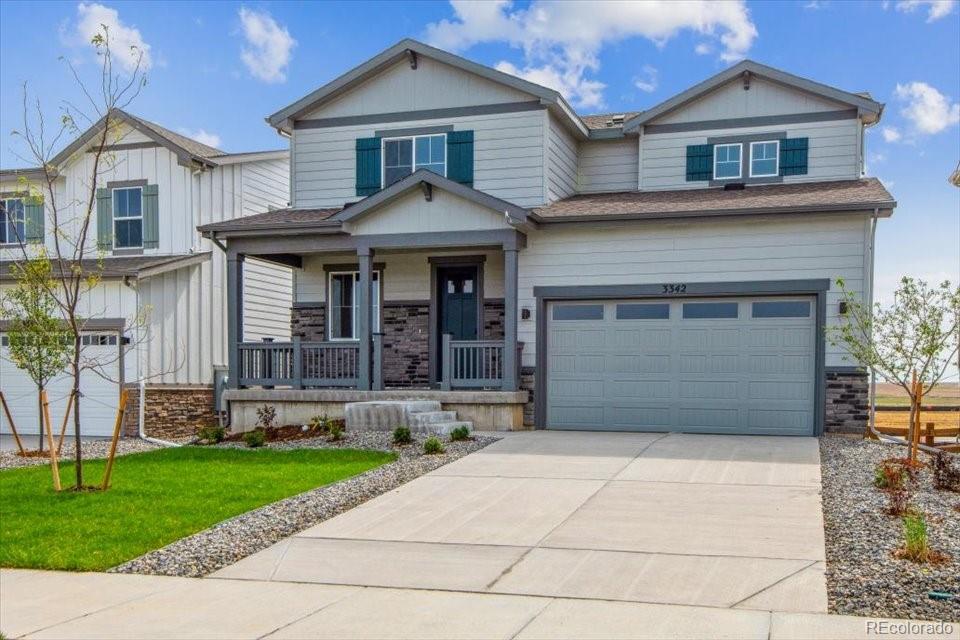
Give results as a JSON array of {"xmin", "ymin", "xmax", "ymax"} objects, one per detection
[{"xmin": 866, "ymin": 620, "xmax": 955, "ymax": 636}]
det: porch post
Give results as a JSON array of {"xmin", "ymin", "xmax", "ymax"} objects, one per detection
[
  {"xmin": 226, "ymin": 252, "xmax": 245, "ymax": 389},
  {"xmin": 503, "ymin": 247, "xmax": 519, "ymax": 391},
  {"xmin": 357, "ymin": 248, "xmax": 373, "ymax": 390}
]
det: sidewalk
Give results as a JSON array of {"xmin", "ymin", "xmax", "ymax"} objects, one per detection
[{"xmin": 1, "ymin": 569, "xmax": 955, "ymax": 639}]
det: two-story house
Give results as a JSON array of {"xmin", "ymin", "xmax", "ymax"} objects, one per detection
[
  {"xmin": 203, "ymin": 39, "xmax": 895, "ymax": 437},
  {"xmin": 0, "ymin": 110, "xmax": 292, "ymax": 439}
]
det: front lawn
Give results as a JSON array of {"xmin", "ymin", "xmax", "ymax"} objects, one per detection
[{"xmin": 0, "ymin": 446, "xmax": 395, "ymax": 571}]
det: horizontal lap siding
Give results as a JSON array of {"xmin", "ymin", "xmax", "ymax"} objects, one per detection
[
  {"xmin": 518, "ymin": 213, "xmax": 869, "ymax": 368},
  {"xmin": 293, "ymin": 110, "xmax": 546, "ymax": 208},
  {"xmin": 641, "ymin": 119, "xmax": 860, "ymax": 190},
  {"xmin": 243, "ymin": 257, "xmax": 293, "ymax": 341},
  {"xmin": 579, "ymin": 138, "xmax": 639, "ymax": 193},
  {"xmin": 546, "ymin": 114, "xmax": 578, "ymax": 201}
]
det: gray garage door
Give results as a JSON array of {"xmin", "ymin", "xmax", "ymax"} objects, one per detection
[{"xmin": 546, "ymin": 297, "xmax": 816, "ymax": 435}]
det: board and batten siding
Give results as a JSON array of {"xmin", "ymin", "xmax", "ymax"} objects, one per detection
[
  {"xmin": 293, "ymin": 109, "xmax": 547, "ymax": 208},
  {"xmin": 640, "ymin": 118, "xmax": 860, "ymax": 191},
  {"xmin": 546, "ymin": 113, "xmax": 578, "ymax": 201},
  {"xmin": 579, "ymin": 138, "xmax": 639, "ymax": 193},
  {"xmin": 517, "ymin": 213, "xmax": 872, "ymax": 369}
]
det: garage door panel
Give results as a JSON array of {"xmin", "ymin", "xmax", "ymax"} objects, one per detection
[
  {"xmin": 749, "ymin": 381, "xmax": 811, "ymax": 401},
  {"xmin": 748, "ymin": 409, "xmax": 810, "ymax": 434},
  {"xmin": 783, "ymin": 328, "xmax": 814, "ymax": 348},
  {"xmin": 679, "ymin": 380, "xmax": 740, "ymax": 399},
  {"xmin": 749, "ymin": 354, "xmax": 811, "ymax": 375},
  {"xmin": 608, "ymin": 380, "xmax": 671, "ymax": 399},
  {"xmin": 678, "ymin": 407, "xmax": 741, "ymax": 430},
  {"xmin": 609, "ymin": 354, "xmax": 670, "ymax": 374},
  {"xmin": 608, "ymin": 405, "xmax": 672, "ymax": 429}
]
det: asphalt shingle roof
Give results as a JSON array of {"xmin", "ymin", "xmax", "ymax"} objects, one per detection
[
  {"xmin": 0, "ymin": 253, "xmax": 206, "ymax": 281},
  {"xmin": 580, "ymin": 112, "xmax": 642, "ymax": 130},
  {"xmin": 198, "ymin": 207, "xmax": 343, "ymax": 233}
]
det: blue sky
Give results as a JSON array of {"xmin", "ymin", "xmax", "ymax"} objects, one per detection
[{"xmin": 1, "ymin": 0, "xmax": 958, "ymax": 308}]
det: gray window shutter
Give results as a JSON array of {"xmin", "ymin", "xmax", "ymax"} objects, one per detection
[
  {"xmin": 779, "ymin": 138, "xmax": 809, "ymax": 176},
  {"xmin": 356, "ymin": 137, "xmax": 382, "ymax": 196},
  {"xmin": 24, "ymin": 196, "xmax": 44, "ymax": 244},
  {"xmin": 96, "ymin": 188, "xmax": 112, "ymax": 250},
  {"xmin": 686, "ymin": 144, "xmax": 714, "ymax": 181},
  {"xmin": 446, "ymin": 130, "xmax": 474, "ymax": 186},
  {"xmin": 142, "ymin": 184, "xmax": 159, "ymax": 249}
]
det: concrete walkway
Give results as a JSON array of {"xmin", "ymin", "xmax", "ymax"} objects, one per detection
[{"xmin": 215, "ymin": 431, "xmax": 828, "ymax": 613}]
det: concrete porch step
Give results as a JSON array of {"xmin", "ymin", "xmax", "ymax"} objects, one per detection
[
  {"xmin": 421, "ymin": 421, "xmax": 473, "ymax": 436},
  {"xmin": 408, "ymin": 411, "xmax": 458, "ymax": 427}
]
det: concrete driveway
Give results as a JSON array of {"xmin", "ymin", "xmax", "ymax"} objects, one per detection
[{"xmin": 213, "ymin": 431, "xmax": 827, "ymax": 614}]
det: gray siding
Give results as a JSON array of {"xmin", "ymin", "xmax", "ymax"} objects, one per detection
[
  {"xmin": 242, "ymin": 158, "xmax": 289, "ymax": 215},
  {"xmin": 579, "ymin": 138, "xmax": 639, "ymax": 193},
  {"xmin": 546, "ymin": 113, "xmax": 578, "ymax": 201}
]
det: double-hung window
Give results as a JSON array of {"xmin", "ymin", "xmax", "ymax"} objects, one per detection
[
  {"xmin": 328, "ymin": 271, "xmax": 381, "ymax": 340},
  {"xmin": 713, "ymin": 143, "xmax": 742, "ymax": 180},
  {"xmin": 749, "ymin": 141, "xmax": 779, "ymax": 177},
  {"xmin": 382, "ymin": 134, "xmax": 446, "ymax": 187},
  {"xmin": 112, "ymin": 186, "xmax": 143, "ymax": 249},
  {"xmin": 0, "ymin": 198, "xmax": 25, "ymax": 245}
]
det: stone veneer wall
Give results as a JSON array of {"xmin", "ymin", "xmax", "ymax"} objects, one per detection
[
  {"xmin": 382, "ymin": 302, "xmax": 430, "ymax": 388},
  {"xmin": 520, "ymin": 366, "xmax": 536, "ymax": 427},
  {"xmin": 824, "ymin": 369, "xmax": 869, "ymax": 434},
  {"xmin": 291, "ymin": 304, "xmax": 325, "ymax": 340},
  {"xmin": 123, "ymin": 384, "xmax": 217, "ymax": 439}
]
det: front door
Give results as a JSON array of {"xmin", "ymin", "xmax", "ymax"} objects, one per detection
[{"xmin": 437, "ymin": 266, "xmax": 479, "ymax": 373}]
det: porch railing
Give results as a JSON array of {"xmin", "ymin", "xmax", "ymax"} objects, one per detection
[
  {"xmin": 441, "ymin": 334, "xmax": 521, "ymax": 390},
  {"xmin": 238, "ymin": 337, "xmax": 368, "ymax": 388}
]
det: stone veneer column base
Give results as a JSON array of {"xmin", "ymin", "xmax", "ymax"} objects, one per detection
[
  {"xmin": 123, "ymin": 384, "xmax": 217, "ymax": 439},
  {"xmin": 520, "ymin": 366, "xmax": 536, "ymax": 427},
  {"xmin": 824, "ymin": 368, "xmax": 869, "ymax": 435}
]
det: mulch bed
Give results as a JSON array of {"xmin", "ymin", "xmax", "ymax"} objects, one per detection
[{"xmin": 820, "ymin": 436, "xmax": 960, "ymax": 622}]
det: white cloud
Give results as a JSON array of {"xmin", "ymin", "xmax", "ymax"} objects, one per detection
[
  {"xmin": 72, "ymin": 3, "xmax": 152, "ymax": 72},
  {"xmin": 881, "ymin": 126, "xmax": 902, "ymax": 142},
  {"xmin": 694, "ymin": 42, "xmax": 713, "ymax": 55},
  {"xmin": 894, "ymin": 81, "xmax": 960, "ymax": 134},
  {"xmin": 177, "ymin": 128, "xmax": 222, "ymax": 149},
  {"xmin": 425, "ymin": 0, "xmax": 757, "ymax": 109},
  {"xmin": 633, "ymin": 65, "xmax": 658, "ymax": 93},
  {"xmin": 894, "ymin": 0, "xmax": 957, "ymax": 22},
  {"xmin": 804, "ymin": 1, "xmax": 828, "ymax": 9},
  {"xmin": 238, "ymin": 7, "xmax": 296, "ymax": 83}
]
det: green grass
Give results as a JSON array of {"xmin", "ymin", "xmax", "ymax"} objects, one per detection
[{"xmin": 0, "ymin": 446, "xmax": 396, "ymax": 571}]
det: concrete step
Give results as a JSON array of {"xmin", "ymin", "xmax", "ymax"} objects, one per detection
[
  {"xmin": 344, "ymin": 400, "xmax": 442, "ymax": 430},
  {"xmin": 408, "ymin": 411, "xmax": 458, "ymax": 427},
  {"xmin": 418, "ymin": 421, "xmax": 473, "ymax": 436}
]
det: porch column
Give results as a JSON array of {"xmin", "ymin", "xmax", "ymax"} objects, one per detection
[
  {"xmin": 226, "ymin": 252, "xmax": 245, "ymax": 389},
  {"xmin": 357, "ymin": 248, "xmax": 373, "ymax": 390},
  {"xmin": 503, "ymin": 247, "xmax": 519, "ymax": 391}
]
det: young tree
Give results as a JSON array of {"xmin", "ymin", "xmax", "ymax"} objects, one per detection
[
  {"xmin": 8, "ymin": 26, "xmax": 147, "ymax": 488},
  {"xmin": 0, "ymin": 252, "xmax": 71, "ymax": 451},
  {"xmin": 827, "ymin": 276, "xmax": 960, "ymax": 451}
]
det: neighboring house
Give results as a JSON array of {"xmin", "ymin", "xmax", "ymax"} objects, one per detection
[
  {"xmin": 203, "ymin": 38, "xmax": 895, "ymax": 436},
  {"xmin": 0, "ymin": 110, "xmax": 291, "ymax": 439}
]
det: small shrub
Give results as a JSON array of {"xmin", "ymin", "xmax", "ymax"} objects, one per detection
[
  {"xmin": 423, "ymin": 436, "xmax": 445, "ymax": 454},
  {"xmin": 309, "ymin": 414, "xmax": 330, "ymax": 434},
  {"xmin": 449, "ymin": 426, "xmax": 470, "ymax": 441},
  {"xmin": 899, "ymin": 513, "xmax": 930, "ymax": 562},
  {"xmin": 256, "ymin": 405, "xmax": 277, "ymax": 430},
  {"xmin": 885, "ymin": 486, "xmax": 913, "ymax": 516},
  {"xmin": 874, "ymin": 457, "xmax": 917, "ymax": 491},
  {"xmin": 328, "ymin": 421, "xmax": 344, "ymax": 442},
  {"xmin": 196, "ymin": 424, "xmax": 225, "ymax": 444},
  {"xmin": 932, "ymin": 453, "xmax": 960, "ymax": 492},
  {"xmin": 243, "ymin": 428, "xmax": 267, "ymax": 448},
  {"xmin": 393, "ymin": 426, "xmax": 412, "ymax": 445}
]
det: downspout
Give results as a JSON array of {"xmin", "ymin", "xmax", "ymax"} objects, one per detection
[{"xmin": 122, "ymin": 276, "xmax": 180, "ymax": 447}]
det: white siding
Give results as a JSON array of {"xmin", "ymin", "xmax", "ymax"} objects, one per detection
[
  {"xmin": 579, "ymin": 138, "xmax": 639, "ymax": 193},
  {"xmin": 243, "ymin": 257, "xmax": 293, "ymax": 342},
  {"xmin": 641, "ymin": 118, "xmax": 860, "ymax": 191},
  {"xmin": 546, "ymin": 113, "xmax": 578, "ymax": 201},
  {"xmin": 517, "ymin": 213, "xmax": 871, "ymax": 368},
  {"xmin": 242, "ymin": 158, "xmax": 289, "ymax": 215},
  {"xmin": 293, "ymin": 109, "xmax": 546, "ymax": 208},
  {"xmin": 346, "ymin": 188, "xmax": 513, "ymax": 235}
]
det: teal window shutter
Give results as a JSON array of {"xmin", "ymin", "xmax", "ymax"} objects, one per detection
[
  {"xmin": 96, "ymin": 188, "xmax": 112, "ymax": 250},
  {"xmin": 686, "ymin": 144, "xmax": 714, "ymax": 181},
  {"xmin": 23, "ymin": 196, "xmax": 44, "ymax": 244},
  {"xmin": 142, "ymin": 184, "xmax": 159, "ymax": 249},
  {"xmin": 446, "ymin": 130, "xmax": 474, "ymax": 187},
  {"xmin": 779, "ymin": 138, "xmax": 809, "ymax": 176},
  {"xmin": 356, "ymin": 137, "xmax": 382, "ymax": 196}
]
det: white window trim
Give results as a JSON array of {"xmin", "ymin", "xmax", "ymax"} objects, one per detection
[
  {"xmin": 0, "ymin": 197, "xmax": 25, "ymax": 246},
  {"xmin": 327, "ymin": 270, "xmax": 382, "ymax": 342},
  {"xmin": 749, "ymin": 140, "xmax": 780, "ymax": 178},
  {"xmin": 713, "ymin": 143, "xmax": 742, "ymax": 180},
  {"xmin": 111, "ymin": 186, "xmax": 144, "ymax": 249},
  {"xmin": 381, "ymin": 133, "xmax": 447, "ymax": 187}
]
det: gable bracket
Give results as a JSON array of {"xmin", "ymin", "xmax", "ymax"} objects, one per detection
[
  {"xmin": 407, "ymin": 49, "xmax": 418, "ymax": 70},
  {"xmin": 742, "ymin": 70, "xmax": 752, "ymax": 91},
  {"xmin": 420, "ymin": 181, "xmax": 432, "ymax": 202}
]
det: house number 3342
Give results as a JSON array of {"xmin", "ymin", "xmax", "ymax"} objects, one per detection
[{"xmin": 662, "ymin": 283, "xmax": 687, "ymax": 293}]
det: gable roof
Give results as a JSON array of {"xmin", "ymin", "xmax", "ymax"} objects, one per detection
[
  {"xmin": 624, "ymin": 60, "xmax": 884, "ymax": 132},
  {"xmin": 266, "ymin": 39, "xmax": 589, "ymax": 138},
  {"xmin": 0, "ymin": 252, "xmax": 210, "ymax": 281}
]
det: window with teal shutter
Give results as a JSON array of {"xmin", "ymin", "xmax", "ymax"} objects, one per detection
[
  {"xmin": 356, "ymin": 137, "xmax": 382, "ymax": 196},
  {"xmin": 779, "ymin": 137, "xmax": 809, "ymax": 176},
  {"xmin": 142, "ymin": 184, "xmax": 159, "ymax": 249},
  {"xmin": 446, "ymin": 130, "xmax": 474, "ymax": 187},
  {"xmin": 685, "ymin": 144, "xmax": 714, "ymax": 181}
]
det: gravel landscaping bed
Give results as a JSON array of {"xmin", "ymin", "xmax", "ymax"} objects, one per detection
[
  {"xmin": 110, "ymin": 431, "xmax": 498, "ymax": 577},
  {"xmin": 820, "ymin": 436, "xmax": 960, "ymax": 622},
  {"xmin": 0, "ymin": 438, "xmax": 161, "ymax": 470}
]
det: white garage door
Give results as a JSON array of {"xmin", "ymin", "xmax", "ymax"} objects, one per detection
[
  {"xmin": 1, "ymin": 333, "xmax": 122, "ymax": 438},
  {"xmin": 546, "ymin": 297, "xmax": 817, "ymax": 435}
]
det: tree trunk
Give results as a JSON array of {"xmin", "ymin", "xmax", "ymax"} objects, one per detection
[
  {"xmin": 37, "ymin": 390, "xmax": 44, "ymax": 452},
  {"xmin": 72, "ymin": 338, "xmax": 83, "ymax": 489}
]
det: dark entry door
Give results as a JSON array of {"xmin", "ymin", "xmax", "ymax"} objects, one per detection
[{"xmin": 439, "ymin": 267, "xmax": 479, "ymax": 341}]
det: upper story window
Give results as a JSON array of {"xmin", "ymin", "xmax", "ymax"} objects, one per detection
[
  {"xmin": 112, "ymin": 187, "xmax": 143, "ymax": 249},
  {"xmin": 382, "ymin": 134, "xmax": 446, "ymax": 187},
  {"xmin": 713, "ymin": 143, "xmax": 742, "ymax": 180},
  {"xmin": 0, "ymin": 198, "xmax": 25, "ymax": 245},
  {"xmin": 750, "ymin": 141, "xmax": 780, "ymax": 177},
  {"xmin": 328, "ymin": 270, "xmax": 381, "ymax": 340}
]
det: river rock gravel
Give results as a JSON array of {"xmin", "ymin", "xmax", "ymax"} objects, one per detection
[
  {"xmin": 820, "ymin": 436, "xmax": 960, "ymax": 622},
  {"xmin": 110, "ymin": 431, "xmax": 497, "ymax": 577},
  {"xmin": 0, "ymin": 438, "xmax": 161, "ymax": 470}
]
